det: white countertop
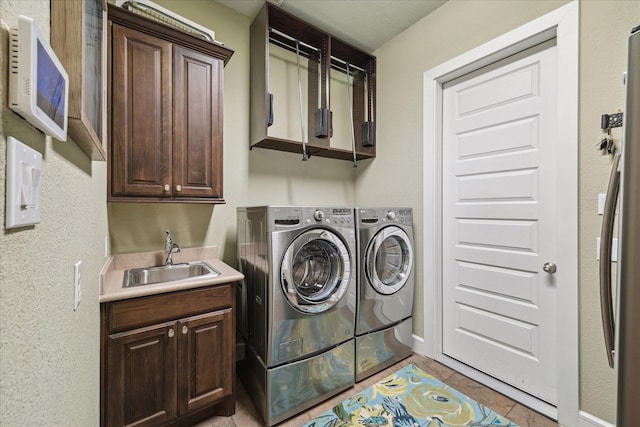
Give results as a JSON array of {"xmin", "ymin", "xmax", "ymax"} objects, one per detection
[{"xmin": 100, "ymin": 246, "xmax": 244, "ymax": 302}]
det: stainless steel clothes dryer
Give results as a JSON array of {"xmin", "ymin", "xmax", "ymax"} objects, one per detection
[
  {"xmin": 237, "ymin": 206, "xmax": 356, "ymax": 426},
  {"xmin": 355, "ymin": 207, "xmax": 415, "ymax": 382}
]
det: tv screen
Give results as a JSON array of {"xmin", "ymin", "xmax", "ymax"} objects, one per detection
[{"xmin": 36, "ymin": 40, "xmax": 66, "ymax": 130}]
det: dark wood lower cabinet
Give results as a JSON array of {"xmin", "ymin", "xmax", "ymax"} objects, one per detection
[
  {"xmin": 177, "ymin": 310, "xmax": 233, "ymax": 415},
  {"xmin": 101, "ymin": 285, "xmax": 236, "ymax": 427},
  {"xmin": 107, "ymin": 322, "xmax": 178, "ymax": 426}
]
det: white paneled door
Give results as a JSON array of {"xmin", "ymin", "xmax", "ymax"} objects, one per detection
[{"xmin": 442, "ymin": 42, "xmax": 558, "ymax": 404}]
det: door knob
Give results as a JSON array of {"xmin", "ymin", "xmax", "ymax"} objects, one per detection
[{"xmin": 543, "ymin": 262, "xmax": 557, "ymax": 274}]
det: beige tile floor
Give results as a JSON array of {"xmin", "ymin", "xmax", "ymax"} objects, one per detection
[{"xmin": 196, "ymin": 353, "xmax": 559, "ymax": 427}]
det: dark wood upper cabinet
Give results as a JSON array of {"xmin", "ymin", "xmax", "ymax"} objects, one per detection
[
  {"xmin": 110, "ymin": 23, "xmax": 172, "ymax": 198},
  {"xmin": 250, "ymin": 4, "xmax": 376, "ymax": 162},
  {"xmin": 107, "ymin": 4, "xmax": 233, "ymax": 203},
  {"xmin": 51, "ymin": 0, "xmax": 108, "ymax": 161},
  {"xmin": 173, "ymin": 46, "xmax": 224, "ymax": 199}
]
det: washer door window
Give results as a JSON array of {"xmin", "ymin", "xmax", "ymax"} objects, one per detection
[
  {"xmin": 366, "ymin": 226, "xmax": 413, "ymax": 295},
  {"xmin": 281, "ymin": 229, "xmax": 351, "ymax": 314}
]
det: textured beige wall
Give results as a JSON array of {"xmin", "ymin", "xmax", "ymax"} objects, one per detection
[
  {"xmin": 577, "ymin": 1, "xmax": 639, "ymax": 422},
  {"xmin": 362, "ymin": 0, "xmax": 640, "ymax": 422},
  {"xmin": 0, "ymin": 1, "xmax": 107, "ymax": 425},
  {"xmin": 108, "ymin": 0, "xmax": 356, "ymax": 263}
]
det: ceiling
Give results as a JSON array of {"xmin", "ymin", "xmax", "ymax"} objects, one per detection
[{"xmin": 213, "ymin": 0, "xmax": 448, "ymax": 52}]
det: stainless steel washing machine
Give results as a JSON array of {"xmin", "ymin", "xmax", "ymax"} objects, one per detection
[
  {"xmin": 355, "ymin": 207, "xmax": 415, "ymax": 382},
  {"xmin": 237, "ymin": 206, "xmax": 356, "ymax": 426}
]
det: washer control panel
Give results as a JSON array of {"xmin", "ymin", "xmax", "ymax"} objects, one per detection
[
  {"xmin": 396, "ymin": 209, "xmax": 413, "ymax": 225},
  {"xmin": 272, "ymin": 206, "xmax": 303, "ymax": 228},
  {"xmin": 301, "ymin": 207, "xmax": 353, "ymax": 227},
  {"xmin": 272, "ymin": 206, "xmax": 354, "ymax": 228}
]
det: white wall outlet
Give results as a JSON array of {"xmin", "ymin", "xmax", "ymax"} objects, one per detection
[
  {"xmin": 74, "ymin": 261, "xmax": 82, "ymax": 310},
  {"xmin": 598, "ymin": 193, "xmax": 606, "ymax": 215},
  {"xmin": 596, "ymin": 237, "xmax": 618, "ymax": 262},
  {"xmin": 104, "ymin": 236, "xmax": 109, "ymax": 258}
]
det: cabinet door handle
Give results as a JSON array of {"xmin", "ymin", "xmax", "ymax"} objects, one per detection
[
  {"xmin": 176, "ymin": 184, "xmax": 182, "ymax": 192},
  {"xmin": 164, "ymin": 184, "xmax": 170, "ymax": 192},
  {"xmin": 182, "ymin": 325, "xmax": 188, "ymax": 335},
  {"xmin": 168, "ymin": 328, "xmax": 175, "ymax": 338}
]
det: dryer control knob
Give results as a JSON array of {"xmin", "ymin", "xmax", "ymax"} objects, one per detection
[
  {"xmin": 387, "ymin": 211, "xmax": 396, "ymax": 220},
  {"xmin": 314, "ymin": 210, "xmax": 325, "ymax": 221}
]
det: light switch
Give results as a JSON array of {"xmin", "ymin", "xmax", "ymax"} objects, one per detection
[{"xmin": 5, "ymin": 136, "xmax": 42, "ymax": 229}]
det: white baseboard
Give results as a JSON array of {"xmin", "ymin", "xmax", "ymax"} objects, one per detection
[
  {"xmin": 412, "ymin": 334, "xmax": 428, "ymax": 356},
  {"xmin": 578, "ymin": 411, "xmax": 614, "ymax": 427}
]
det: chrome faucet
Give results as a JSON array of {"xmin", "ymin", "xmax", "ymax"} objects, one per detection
[{"xmin": 164, "ymin": 229, "xmax": 180, "ymax": 266}]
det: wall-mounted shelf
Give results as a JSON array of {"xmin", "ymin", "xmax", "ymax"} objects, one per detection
[{"xmin": 249, "ymin": 4, "xmax": 376, "ymax": 162}]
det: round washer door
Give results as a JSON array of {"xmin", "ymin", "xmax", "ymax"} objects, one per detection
[
  {"xmin": 365, "ymin": 226, "xmax": 413, "ymax": 295},
  {"xmin": 281, "ymin": 228, "xmax": 352, "ymax": 314}
]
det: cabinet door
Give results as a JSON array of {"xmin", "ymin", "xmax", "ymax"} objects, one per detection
[
  {"xmin": 111, "ymin": 24, "xmax": 173, "ymax": 197},
  {"xmin": 173, "ymin": 46, "xmax": 223, "ymax": 199},
  {"xmin": 177, "ymin": 308, "xmax": 233, "ymax": 415},
  {"xmin": 106, "ymin": 322, "xmax": 177, "ymax": 427}
]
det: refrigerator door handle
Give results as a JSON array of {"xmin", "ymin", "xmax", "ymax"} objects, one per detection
[{"xmin": 599, "ymin": 153, "xmax": 621, "ymax": 369}]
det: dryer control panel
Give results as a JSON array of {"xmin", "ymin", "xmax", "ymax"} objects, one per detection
[{"xmin": 358, "ymin": 208, "xmax": 413, "ymax": 227}]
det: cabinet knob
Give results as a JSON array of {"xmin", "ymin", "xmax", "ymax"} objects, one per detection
[
  {"xmin": 176, "ymin": 184, "xmax": 182, "ymax": 192},
  {"xmin": 182, "ymin": 325, "xmax": 188, "ymax": 335},
  {"xmin": 168, "ymin": 328, "xmax": 175, "ymax": 338},
  {"xmin": 164, "ymin": 184, "xmax": 170, "ymax": 192}
]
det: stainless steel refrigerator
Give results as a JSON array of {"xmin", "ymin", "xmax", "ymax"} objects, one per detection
[{"xmin": 600, "ymin": 24, "xmax": 640, "ymax": 426}]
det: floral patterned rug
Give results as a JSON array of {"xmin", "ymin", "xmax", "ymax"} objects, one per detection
[{"xmin": 302, "ymin": 364, "xmax": 518, "ymax": 427}]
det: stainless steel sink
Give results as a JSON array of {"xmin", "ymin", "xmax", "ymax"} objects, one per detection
[{"xmin": 123, "ymin": 261, "xmax": 220, "ymax": 287}]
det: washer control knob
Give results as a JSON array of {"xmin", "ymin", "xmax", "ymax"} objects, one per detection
[
  {"xmin": 314, "ymin": 210, "xmax": 325, "ymax": 221},
  {"xmin": 387, "ymin": 211, "xmax": 396, "ymax": 220}
]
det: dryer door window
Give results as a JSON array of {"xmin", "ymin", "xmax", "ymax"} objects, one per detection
[
  {"xmin": 281, "ymin": 229, "xmax": 352, "ymax": 313},
  {"xmin": 366, "ymin": 226, "xmax": 413, "ymax": 295}
]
